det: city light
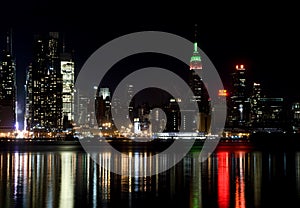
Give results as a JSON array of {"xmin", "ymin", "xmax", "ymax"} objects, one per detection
[
  {"xmin": 218, "ymin": 89, "xmax": 228, "ymax": 97},
  {"xmin": 236, "ymin": 64, "xmax": 245, "ymax": 70}
]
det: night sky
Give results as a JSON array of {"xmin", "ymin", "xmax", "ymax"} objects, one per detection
[{"xmin": 1, "ymin": 1, "xmax": 299, "ymax": 129}]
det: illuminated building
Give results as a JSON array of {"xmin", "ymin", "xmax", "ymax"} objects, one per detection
[
  {"xmin": 291, "ymin": 102, "xmax": 300, "ymax": 132},
  {"xmin": 95, "ymin": 87, "xmax": 112, "ymax": 131},
  {"xmin": 250, "ymin": 83, "xmax": 262, "ymax": 126},
  {"xmin": 99, "ymin": 88, "xmax": 110, "ymax": 99},
  {"xmin": 0, "ymin": 31, "xmax": 16, "ymax": 132},
  {"xmin": 111, "ymin": 84, "xmax": 135, "ymax": 122},
  {"xmin": 150, "ymin": 108, "xmax": 166, "ymax": 133},
  {"xmin": 165, "ymin": 98, "xmax": 180, "ymax": 132},
  {"xmin": 189, "ymin": 42, "xmax": 209, "ymax": 111},
  {"xmin": 61, "ymin": 53, "xmax": 75, "ymax": 129},
  {"xmin": 133, "ymin": 118, "xmax": 141, "ymax": 134},
  {"xmin": 212, "ymin": 89, "xmax": 228, "ymax": 135},
  {"xmin": 218, "ymin": 89, "xmax": 228, "ymax": 99},
  {"xmin": 126, "ymin": 84, "xmax": 135, "ymax": 121},
  {"xmin": 25, "ymin": 32, "xmax": 63, "ymax": 131},
  {"xmin": 189, "ymin": 39, "xmax": 210, "ymax": 133},
  {"xmin": 74, "ymin": 88, "xmax": 96, "ymax": 128},
  {"xmin": 24, "ymin": 64, "xmax": 33, "ymax": 131},
  {"xmin": 228, "ymin": 64, "xmax": 250, "ymax": 127},
  {"xmin": 259, "ymin": 98, "xmax": 284, "ymax": 129}
]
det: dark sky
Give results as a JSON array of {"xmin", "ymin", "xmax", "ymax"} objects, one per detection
[{"xmin": 1, "ymin": 0, "xmax": 299, "ymax": 128}]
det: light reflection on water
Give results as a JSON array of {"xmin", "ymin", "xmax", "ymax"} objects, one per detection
[{"xmin": 1, "ymin": 147, "xmax": 300, "ymax": 207}]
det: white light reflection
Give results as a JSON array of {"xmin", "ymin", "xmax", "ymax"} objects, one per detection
[
  {"xmin": 296, "ymin": 152, "xmax": 300, "ymax": 199},
  {"xmin": 253, "ymin": 152, "xmax": 262, "ymax": 208},
  {"xmin": 59, "ymin": 152, "xmax": 75, "ymax": 208},
  {"xmin": 13, "ymin": 152, "xmax": 19, "ymax": 200}
]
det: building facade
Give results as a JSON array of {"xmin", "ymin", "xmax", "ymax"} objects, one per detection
[
  {"xmin": 250, "ymin": 82, "xmax": 262, "ymax": 126},
  {"xmin": 228, "ymin": 64, "xmax": 250, "ymax": 127},
  {"xmin": 291, "ymin": 102, "xmax": 300, "ymax": 133},
  {"xmin": 189, "ymin": 42, "xmax": 210, "ymax": 133},
  {"xmin": 0, "ymin": 32, "xmax": 16, "ymax": 132},
  {"xmin": 25, "ymin": 32, "xmax": 63, "ymax": 132},
  {"xmin": 61, "ymin": 53, "xmax": 75, "ymax": 129}
]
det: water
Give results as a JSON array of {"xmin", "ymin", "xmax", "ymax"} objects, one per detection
[{"xmin": 1, "ymin": 144, "xmax": 300, "ymax": 208}]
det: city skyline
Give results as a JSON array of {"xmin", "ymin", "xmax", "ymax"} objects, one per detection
[
  {"xmin": 3, "ymin": 27, "xmax": 299, "ymax": 100},
  {"xmin": 1, "ymin": 3, "xmax": 300, "ymax": 208},
  {"xmin": 0, "ymin": 26, "xmax": 299, "ymax": 132}
]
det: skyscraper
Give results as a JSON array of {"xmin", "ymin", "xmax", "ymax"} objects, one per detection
[
  {"xmin": 61, "ymin": 53, "xmax": 75, "ymax": 129},
  {"xmin": 189, "ymin": 42, "xmax": 203, "ymax": 104},
  {"xmin": 228, "ymin": 64, "xmax": 250, "ymax": 127},
  {"xmin": 25, "ymin": 32, "xmax": 63, "ymax": 132},
  {"xmin": 95, "ymin": 87, "xmax": 112, "ymax": 129},
  {"xmin": 189, "ymin": 40, "xmax": 210, "ymax": 133},
  {"xmin": 250, "ymin": 82, "xmax": 262, "ymax": 126},
  {"xmin": 259, "ymin": 97, "xmax": 284, "ymax": 129},
  {"xmin": 291, "ymin": 102, "xmax": 300, "ymax": 133},
  {"xmin": 0, "ymin": 31, "xmax": 16, "ymax": 132}
]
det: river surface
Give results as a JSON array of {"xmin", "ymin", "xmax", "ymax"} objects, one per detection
[{"xmin": 1, "ymin": 143, "xmax": 300, "ymax": 208}]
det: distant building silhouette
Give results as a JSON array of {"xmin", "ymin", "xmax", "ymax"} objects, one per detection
[
  {"xmin": 291, "ymin": 102, "xmax": 300, "ymax": 133},
  {"xmin": 0, "ymin": 30, "xmax": 16, "ymax": 132},
  {"xmin": 259, "ymin": 97, "xmax": 284, "ymax": 129}
]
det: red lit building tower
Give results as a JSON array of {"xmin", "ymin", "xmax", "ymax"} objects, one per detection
[{"xmin": 228, "ymin": 64, "xmax": 250, "ymax": 127}]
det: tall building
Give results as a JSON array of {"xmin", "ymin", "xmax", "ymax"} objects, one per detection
[
  {"xmin": 212, "ymin": 89, "xmax": 228, "ymax": 134},
  {"xmin": 165, "ymin": 98, "xmax": 180, "ymax": 132},
  {"xmin": 24, "ymin": 64, "xmax": 33, "ymax": 131},
  {"xmin": 0, "ymin": 31, "xmax": 16, "ymax": 132},
  {"xmin": 149, "ymin": 108, "xmax": 166, "ymax": 133},
  {"xmin": 126, "ymin": 84, "xmax": 135, "ymax": 121},
  {"xmin": 60, "ymin": 53, "xmax": 75, "ymax": 129},
  {"xmin": 25, "ymin": 32, "xmax": 63, "ymax": 131},
  {"xmin": 250, "ymin": 82, "xmax": 262, "ymax": 126},
  {"xmin": 189, "ymin": 42, "xmax": 203, "ymax": 105},
  {"xmin": 189, "ymin": 41, "xmax": 210, "ymax": 133},
  {"xmin": 95, "ymin": 87, "xmax": 112, "ymax": 129},
  {"xmin": 259, "ymin": 97, "xmax": 284, "ymax": 129},
  {"xmin": 291, "ymin": 102, "xmax": 300, "ymax": 133},
  {"xmin": 74, "ymin": 88, "xmax": 97, "ymax": 128},
  {"xmin": 228, "ymin": 64, "xmax": 250, "ymax": 127}
]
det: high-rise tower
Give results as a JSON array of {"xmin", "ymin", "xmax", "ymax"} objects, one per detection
[
  {"xmin": 250, "ymin": 82, "xmax": 262, "ymax": 126},
  {"xmin": 0, "ymin": 30, "xmax": 16, "ymax": 132},
  {"xmin": 25, "ymin": 32, "xmax": 63, "ymax": 131},
  {"xmin": 61, "ymin": 52, "xmax": 75, "ymax": 129},
  {"xmin": 189, "ymin": 33, "xmax": 210, "ymax": 112},
  {"xmin": 228, "ymin": 64, "xmax": 250, "ymax": 127},
  {"xmin": 188, "ymin": 29, "xmax": 210, "ymax": 133}
]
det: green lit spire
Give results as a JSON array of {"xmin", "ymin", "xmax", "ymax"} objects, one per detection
[
  {"xmin": 190, "ymin": 42, "xmax": 201, "ymax": 62},
  {"xmin": 190, "ymin": 24, "xmax": 202, "ymax": 69}
]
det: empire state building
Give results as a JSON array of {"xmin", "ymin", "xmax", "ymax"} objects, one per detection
[
  {"xmin": 188, "ymin": 40, "xmax": 210, "ymax": 132},
  {"xmin": 189, "ymin": 41, "xmax": 210, "ymax": 110}
]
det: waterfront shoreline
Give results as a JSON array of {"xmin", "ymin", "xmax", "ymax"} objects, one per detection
[{"xmin": 1, "ymin": 134, "xmax": 300, "ymax": 152}]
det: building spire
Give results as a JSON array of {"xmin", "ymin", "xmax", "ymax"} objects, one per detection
[
  {"xmin": 62, "ymin": 32, "xmax": 66, "ymax": 53},
  {"xmin": 194, "ymin": 24, "xmax": 198, "ymax": 42},
  {"xmin": 6, "ymin": 28, "xmax": 13, "ymax": 54},
  {"xmin": 190, "ymin": 24, "xmax": 202, "ymax": 70},
  {"xmin": 193, "ymin": 24, "xmax": 198, "ymax": 52}
]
